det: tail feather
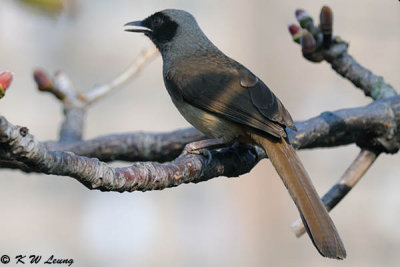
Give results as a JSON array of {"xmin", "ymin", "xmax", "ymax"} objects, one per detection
[{"xmin": 252, "ymin": 134, "xmax": 346, "ymax": 259}]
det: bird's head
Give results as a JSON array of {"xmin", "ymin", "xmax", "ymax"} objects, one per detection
[{"xmin": 125, "ymin": 9, "xmax": 216, "ymax": 58}]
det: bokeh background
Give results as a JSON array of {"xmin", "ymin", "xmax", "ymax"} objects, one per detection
[{"xmin": 1, "ymin": 0, "xmax": 399, "ymax": 266}]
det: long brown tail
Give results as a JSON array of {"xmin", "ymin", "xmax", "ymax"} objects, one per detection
[{"xmin": 252, "ymin": 134, "xmax": 346, "ymax": 259}]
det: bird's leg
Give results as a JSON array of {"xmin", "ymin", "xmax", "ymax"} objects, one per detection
[{"xmin": 183, "ymin": 138, "xmax": 229, "ymax": 164}]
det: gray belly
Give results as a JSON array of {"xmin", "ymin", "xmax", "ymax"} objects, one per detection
[{"xmin": 172, "ymin": 99, "xmax": 242, "ymax": 142}]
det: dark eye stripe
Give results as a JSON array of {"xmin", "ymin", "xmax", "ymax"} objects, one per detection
[
  {"xmin": 141, "ymin": 12, "xmax": 178, "ymax": 44},
  {"xmin": 150, "ymin": 13, "xmax": 178, "ymax": 43}
]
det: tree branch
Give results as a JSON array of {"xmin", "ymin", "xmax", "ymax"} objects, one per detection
[
  {"xmin": 0, "ymin": 7, "xmax": 398, "ymax": 201},
  {"xmin": 0, "ymin": 115, "xmax": 262, "ymax": 191},
  {"xmin": 82, "ymin": 46, "xmax": 158, "ymax": 105},
  {"xmin": 287, "ymin": 5, "xmax": 398, "ymax": 238},
  {"xmin": 45, "ymin": 94, "xmax": 399, "ymax": 163},
  {"xmin": 33, "ymin": 46, "xmax": 159, "ymax": 143},
  {"xmin": 1, "ymin": 94, "xmax": 399, "ymax": 191},
  {"xmin": 289, "ymin": 6, "xmax": 397, "ymax": 100},
  {"xmin": 46, "ymin": 128, "xmax": 205, "ymax": 162},
  {"xmin": 291, "ymin": 149, "xmax": 378, "ymax": 237}
]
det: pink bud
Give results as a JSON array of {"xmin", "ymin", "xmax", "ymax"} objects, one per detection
[
  {"xmin": 0, "ymin": 72, "xmax": 13, "ymax": 89},
  {"xmin": 33, "ymin": 69, "xmax": 53, "ymax": 91},
  {"xmin": 0, "ymin": 71, "xmax": 14, "ymax": 98},
  {"xmin": 288, "ymin": 24, "xmax": 300, "ymax": 36}
]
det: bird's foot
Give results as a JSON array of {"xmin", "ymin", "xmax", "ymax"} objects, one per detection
[
  {"xmin": 233, "ymin": 142, "xmax": 259, "ymax": 158},
  {"xmin": 183, "ymin": 138, "xmax": 227, "ymax": 153},
  {"xmin": 183, "ymin": 138, "xmax": 228, "ymax": 165}
]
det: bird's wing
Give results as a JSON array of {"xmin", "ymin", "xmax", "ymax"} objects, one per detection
[
  {"xmin": 238, "ymin": 65, "xmax": 296, "ymax": 131},
  {"xmin": 167, "ymin": 56, "xmax": 295, "ymax": 138}
]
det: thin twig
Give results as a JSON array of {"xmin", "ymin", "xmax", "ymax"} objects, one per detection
[
  {"xmin": 52, "ymin": 71, "xmax": 86, "ymax": 142},
  {"xmin": 83, "ymin": 46, "xmax": 159, "ymax": 105},
  {"xmin": 34, "ymin": 69, "xmax": 68, "ymax": 101},
  {"xmin": 291, "ymin": 149, "xmax": 378, "ymax": 237},
  {"xmin": 33, "ymin": 48, "xmax": 159, "ymax": 142},
  {"xmin": 289, "ymin": 7, "xmax": 397, "ymax": 100},
  {"xmin": 53, "ymin": 70, "xmax": 78, "ymax": 102},
  {"xmin": 325, "ymin": 44, "xmax": 397, "ymax": 100}
]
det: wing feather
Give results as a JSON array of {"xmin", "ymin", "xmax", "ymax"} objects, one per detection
[{"xmin": 166, "ymin": 55, "xmax": 296, "ymax": 138}]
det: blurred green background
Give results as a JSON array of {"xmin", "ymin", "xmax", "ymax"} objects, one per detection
[{"xmin": 1, "ymin": 0, "xmax": 399, "ymax": 266}]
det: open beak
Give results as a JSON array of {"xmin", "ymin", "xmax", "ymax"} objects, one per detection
[{"xmin": 124, "ymin": 20, "xmax": 152, "ymax": 34}]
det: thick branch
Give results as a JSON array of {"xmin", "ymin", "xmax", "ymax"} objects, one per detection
[
  {"xmin": 35, "ymin": 94, "xmax": 400, "ymax": 163},
  {"xmin": 1, "ymin": 6, "xmax": 399, "ymax": 195},
  {"xmin": 1, "ymin": 95, "xmax": 399, "ymax": 192},
  {"xmin": 0, "ymin": 115, "xmax": 262, "ymax": 191},
  {"xmin": 288, "ymin": 95, "xmax": 399, "ymax": 153},
  {"xmin": 47, "ymin": 128, "xmax": 205, "ymax": 162}
]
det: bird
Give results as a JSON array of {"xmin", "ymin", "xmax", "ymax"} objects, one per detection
[{"xmin": 125, "ymin": 9, "xmax": 346, "ymax": 259}]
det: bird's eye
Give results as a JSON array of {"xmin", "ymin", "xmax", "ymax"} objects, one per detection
[{"xmin": 153, "ymin": 16, "xmax": 163, "ymax": 27}]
